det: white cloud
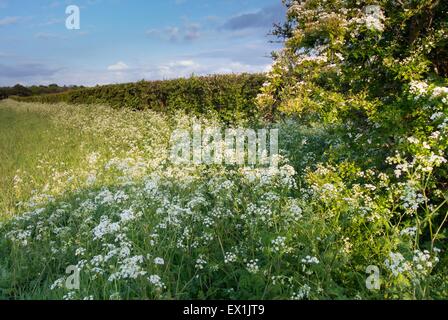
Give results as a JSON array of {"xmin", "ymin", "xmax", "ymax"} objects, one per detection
[
  {"xmin": 169, "ymin": 60, "xmax": 195, "ymax": 67},
  {"xmin": 264, "ymin": 64, "xmax": 273, "ymax": 72},
  {"xmin": 156, "ymin": 60, "xmax": 200, "ymax": 78},
  {"xmin": 0, "ymin": 57, "xmax": 272, "ymax": 86},
  {"xmin": 107, "ymin": 62, "xmax": 129, "ymax": 71}
]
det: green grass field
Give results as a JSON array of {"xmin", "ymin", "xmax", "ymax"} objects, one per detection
[{"xmin": 0, "ymin": 101, "xmax": 88, "ymax": 216}]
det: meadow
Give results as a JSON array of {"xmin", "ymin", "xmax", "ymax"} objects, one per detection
[
  {"xmin": 1, "ymin": 0, "xmax": 448, "ymax": 300},
  {"xmin": 0, "ymin": 97, "xmax": 446, "ymax": 300}
]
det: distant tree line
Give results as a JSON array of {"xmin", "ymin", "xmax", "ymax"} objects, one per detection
[
  {"xmin": 0, "ymin": 84, "xmax": 83, "ymax": 100},
  {"xmin": 12, "ymin": 74, "xmax": 267, "ymax": 122}
]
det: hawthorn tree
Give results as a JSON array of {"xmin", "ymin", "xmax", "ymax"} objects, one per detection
[
  {"xmin": 257, "ymin": 2, "xmax": 448, "ymax": 296},
  {"xmin": 258, "ymin": 0, "xmax": 448, "ymax": 124}
]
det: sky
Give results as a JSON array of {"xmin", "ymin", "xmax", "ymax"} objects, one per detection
[{"xmin": 0, "ymin": 0, "xmax": 285, "ymax": 86}]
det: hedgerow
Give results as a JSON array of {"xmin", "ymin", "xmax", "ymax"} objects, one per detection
[{"xmin": 13, "ymin": 74, "xmax": 266, "ymax": 123}]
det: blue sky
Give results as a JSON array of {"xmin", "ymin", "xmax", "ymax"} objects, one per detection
[{"xmin": 0, "ymin": 0, "xmax": 285, "ymax": 86}]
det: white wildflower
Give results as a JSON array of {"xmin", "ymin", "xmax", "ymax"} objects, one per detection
[
  {"xmin": 291, "ymin": 284, "xmax": 311, "ymax": 300},
  {"xmin": 149, "ymin": 274, "xmax": 165, "ymax": 289},
  {"xmin": 246, "ymin": 259, "xmax": 259, "ymax": 274}
]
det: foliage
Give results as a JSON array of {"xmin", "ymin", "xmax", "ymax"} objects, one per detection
[
  {"xmin": 258, "ymin": 0, "xmax": 448, "ymax": 121},
  {"xmin": 256, "ymin": 0, "xmax": 448, "ymax": 298},
  {"xmin": 13, "ymin": 74, "xmax": 266, "ymax": 123}
]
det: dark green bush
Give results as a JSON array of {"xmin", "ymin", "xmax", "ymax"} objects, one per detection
[{"xmin": 13, "ymin": 74, "xmax": 266, "ymax": 122}]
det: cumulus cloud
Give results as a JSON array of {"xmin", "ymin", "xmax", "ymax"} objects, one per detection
[{"xmin": 107, "ymin": 62, "xmax": 130, "ymax": 71}]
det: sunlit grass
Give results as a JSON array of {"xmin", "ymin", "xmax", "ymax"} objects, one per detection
[
  {"xmin": 0, "ymin": 100, "xmax": 86, "ymax": 216},
  {"xmin": 0, "ymin": 99, "xmax": 172, "ymax": 220}
]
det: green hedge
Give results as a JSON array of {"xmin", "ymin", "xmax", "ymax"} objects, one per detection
[{"xmin": 13, "ymin": 74, "xmax": 266, "ymax": 122}]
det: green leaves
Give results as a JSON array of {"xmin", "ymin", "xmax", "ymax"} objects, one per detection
[{"xmin": 14, "ymin": 74, "xmax": 267, "ymax": 124}]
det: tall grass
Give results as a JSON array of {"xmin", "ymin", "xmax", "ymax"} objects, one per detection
[{"xmin": 0, "ymin": 101, "xmax": 86, "ymax": 216}]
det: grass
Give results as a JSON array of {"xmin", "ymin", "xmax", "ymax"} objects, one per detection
[
  {"xmin": 0, "ymin": 99, "xmax": 173, "ymax": 220},
  {"xmin": 0, "ymin": 101, "xmax": 83, "ymax": 216}
]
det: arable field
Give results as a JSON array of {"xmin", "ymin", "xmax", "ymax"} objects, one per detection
[{"xmin": 0, "ymin": 98, "xmax": 447, "ymax": 300}]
